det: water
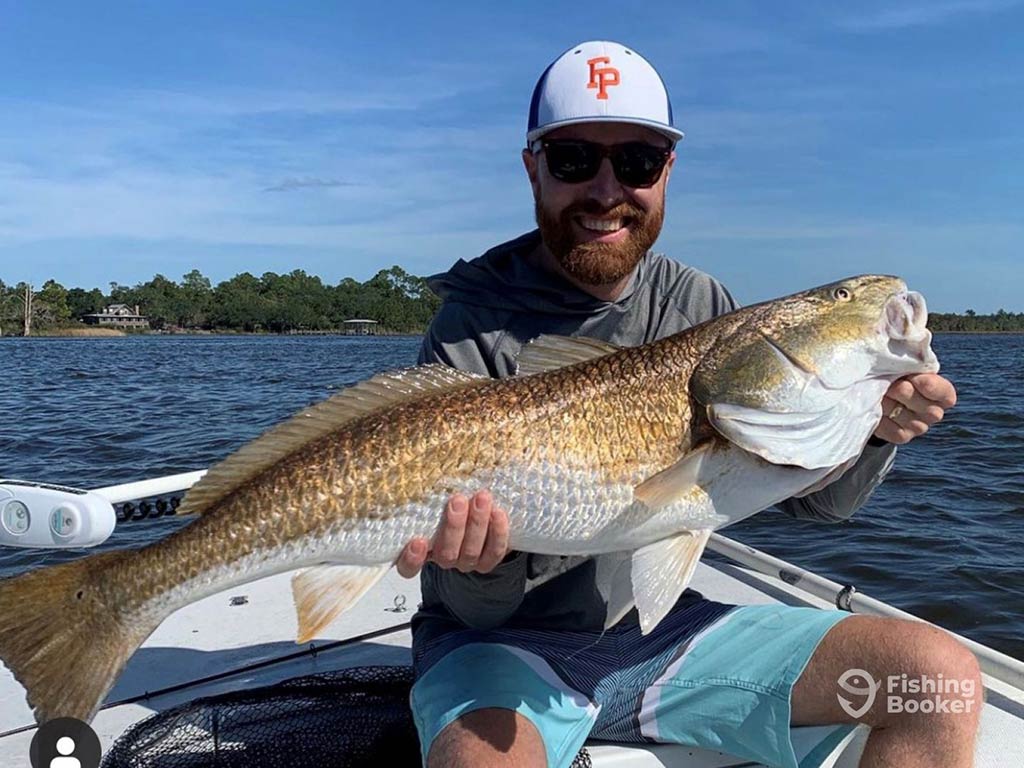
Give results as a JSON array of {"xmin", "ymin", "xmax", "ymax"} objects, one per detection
[{"xmin": 0, "ymin": 334, "xmax": 1021, "ymax": 661}]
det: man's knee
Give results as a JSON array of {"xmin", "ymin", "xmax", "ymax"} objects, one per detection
[
  {"xmin": 427, "ymin": 707, "xmax": 547, "ymax": 768},
  {"xmin": 871, "ymin": 621, "xmax": 983, "ymax": 729},
  {"xmin": 795, "ymin": 615, "xmax": 983, "ymax": 733}
]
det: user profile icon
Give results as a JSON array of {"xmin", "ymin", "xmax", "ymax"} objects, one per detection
[{"xmin": 28, "ymin": 717, "xmax": 101, "ymax": 768}]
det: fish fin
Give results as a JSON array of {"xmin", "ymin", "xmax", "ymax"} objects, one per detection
[
  {"xmin": 0, "ymin": 551, "xmax": 152, "ymax": 723},
  {"xmin": 180, "ymin": 364, "xmax": 484, "ymax": 515},
  {"xmin": 594, "ymin": 551, "xmax": 637, "ymax": 630},
  {"xmin": 515, "ymin": 334, "xmax": 621, "ymax": 376},
  {"xmin": 632, "ymin": 529, "xmax": 712, "ymax": 635},
  {"xmin": 292, "ymin": 563, "xmax": 391, "ymax": 643},
  {"xmin": 633, "ymin": 443, "xmax": 713, "ymax": 508}
]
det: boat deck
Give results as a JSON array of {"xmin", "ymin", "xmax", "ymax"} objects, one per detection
[{"xmin": 2, "ymin": 553, "xmax": 1022, "ymax": 767}]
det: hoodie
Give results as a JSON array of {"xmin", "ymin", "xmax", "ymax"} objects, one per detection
[{"xmin": 411, "ymin": 230, "xmax": 897, "ymax": 645}]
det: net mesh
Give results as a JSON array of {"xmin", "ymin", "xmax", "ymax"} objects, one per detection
[{"xmin": 101, "ymin": 665, "xmax": 592, "ymax": 767}]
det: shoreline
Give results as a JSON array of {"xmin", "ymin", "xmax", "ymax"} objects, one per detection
[
  {"xmin": 1, "ymin": 330, "xmax": 426, "ymax": 339},
  {"xmin": 3, "ymin": 328, "xmax": 1021, "ymax": 339}
]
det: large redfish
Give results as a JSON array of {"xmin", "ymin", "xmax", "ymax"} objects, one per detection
[{"xmin": 0, "ymin": 275, "xmax": 938, "ymax": 723}]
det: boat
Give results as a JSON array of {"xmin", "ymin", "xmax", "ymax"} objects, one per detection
[{"xmin": 1, "ymin": 471, "xmax": 1022, "ymax": 767}]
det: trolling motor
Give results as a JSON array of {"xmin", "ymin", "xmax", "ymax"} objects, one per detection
[{"xmin": 0, "ymin": 479, "xmax": 116, "ymax": 548}]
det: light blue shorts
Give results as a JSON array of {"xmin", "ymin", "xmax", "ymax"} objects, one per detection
[{"xmin": 410, "ymin": 599, "xmax": 853, "ymax": 768}]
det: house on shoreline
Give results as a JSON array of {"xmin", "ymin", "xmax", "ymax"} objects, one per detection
[
  {"xmin": 82, "ymin": 304, "xmax": 150, "ymax": 330},
  {"xmin": 342, "ymin": 319, "xmax": 380, "ymax": 336}
]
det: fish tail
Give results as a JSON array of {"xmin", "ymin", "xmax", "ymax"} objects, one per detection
[{"xmin": 0, "ymin": 551, "xmax": 152, "ymax": 724}]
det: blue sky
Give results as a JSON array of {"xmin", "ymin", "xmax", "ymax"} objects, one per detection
[{"xmin": 0, "ymin": 1, "xmax": 1021, "ymax": 312}]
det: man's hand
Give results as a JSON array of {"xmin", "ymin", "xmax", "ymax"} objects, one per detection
[
  {"xmin": 873, "ymin": 373, "xmax": 957, "ymax": 445},
  {"xmin": 396, "ymin": 490, "xmax": 511, "ymax": 578}
]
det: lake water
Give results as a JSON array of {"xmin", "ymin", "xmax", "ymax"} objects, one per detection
[{"xmin": 0, "ymin": 333, "xmax": 1021, "ymax": 660}]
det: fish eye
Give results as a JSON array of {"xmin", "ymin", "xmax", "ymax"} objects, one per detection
[{"xmin": 833, "ymin": 287, "xmax": 852, "ymax": 302}]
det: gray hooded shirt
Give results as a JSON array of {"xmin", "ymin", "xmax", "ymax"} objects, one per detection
[{"xmin": 412, "ymin": 230, "xmax": 896, "ymax": 644}]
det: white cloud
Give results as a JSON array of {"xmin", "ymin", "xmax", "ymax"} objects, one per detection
[
  {"xmin": 263, "ymin": 177, "xmax": 357, "ymax": 192},
  {"xmin": 841, "ymin": 0, "xmax": 1021, "ymax": 31},
  {"xmin": 0, "ymin": 70, "xmax": 521, "ymax": 253}
]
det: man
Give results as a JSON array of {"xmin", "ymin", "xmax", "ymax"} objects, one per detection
[{"xmin": 397, "ymin": 41, "xmax": 976, "ymax": 768}]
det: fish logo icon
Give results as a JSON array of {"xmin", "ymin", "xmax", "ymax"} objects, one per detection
[
  {"xmin": 837, "ymin": 668, "xmax": 880, "ymax": 719},
  {"xmin": 586, "ymin": 56, "xmax": 620, "ymax": 100}
]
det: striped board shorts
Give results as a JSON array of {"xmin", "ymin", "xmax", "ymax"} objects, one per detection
[{"xmin": 410, "ymin": 598, "xmax": 854, "ymax": 768}]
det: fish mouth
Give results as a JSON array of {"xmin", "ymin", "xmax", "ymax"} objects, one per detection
[{"xmin": 880, "ymin": 290, "xmax": 939, "ymax": 372}]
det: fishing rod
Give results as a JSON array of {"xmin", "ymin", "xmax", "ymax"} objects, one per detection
[{"xmin": 707, "ymin": 533, "xmax": 1024, "ymax": 695}]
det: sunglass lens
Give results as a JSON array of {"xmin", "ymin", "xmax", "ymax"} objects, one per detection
[
  {"xmin": 543, "ymin": 142, "xmax": 601, "ymax": 183},
  {"xmin": 614, "ymin": 143, "xmax": 669, "ymax": 187}
]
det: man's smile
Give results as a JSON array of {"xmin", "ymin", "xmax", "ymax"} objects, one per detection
[{"xmin": 573, "ymin": 215, "xmax": 632, "ymax": 242}]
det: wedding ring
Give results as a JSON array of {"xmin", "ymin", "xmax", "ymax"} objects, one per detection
[{"xmin": 888, "ymin": 404, "xmax": 904, "ymax": 421}]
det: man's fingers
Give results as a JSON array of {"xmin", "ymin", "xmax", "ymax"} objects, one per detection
[
  {"xmin": 873, "ymin": 418, "xmax": 903, "ymax": 444},
  {"xmin": 432, "ymin": 494, "xmax": 469, "ymax": 568},
  {"xmin": 456, "ymin": 491, "xmax": 493, "ymax": 572},
  {"xmin": 908, "ymin": 372, "xmax": 957, "ymax": 409},
  {"xmin": 397, "ymin": 537, "xmax": 429, "ymax": 579},
  {"xmin": 885, "ymin": 383, "xmax": 946, "ymax": 424},
  {"xmin": 883, "ymin": 395, "xmax": 938, "ymax": 432},
  {"xmin": 476, "ymin": 507, "xmax": 511, "ymax": 573},
  {"xmin": 426, "ymin": 490, "xmax": 509, "ymax": 574},
  {"xmin": 875, "ymin": 419, "xmax": 918, "ymax": 445},
  {"xmin": 877, "ymin": 396, "xmax": 931, "ymax": 444},
  {"xmin": 890, "ymin": 374, "xmax": 956, "ymax": 409}
]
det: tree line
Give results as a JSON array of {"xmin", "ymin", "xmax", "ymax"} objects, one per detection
[
  {"xmin": 927, "ymin": 309, "xmax": 1024, "ymax": 333},
  {"xmin": 1, "ymin": 269, "xmax": 1022, "ymax": 334},
  {"xmin": 0, "ymin": 267, "xmax": 442, "ymax": 334}
]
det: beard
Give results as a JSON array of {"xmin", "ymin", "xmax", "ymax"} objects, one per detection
[{"xmin": 535, "ymin": 196, "xmax": 664, "ymax": 286}]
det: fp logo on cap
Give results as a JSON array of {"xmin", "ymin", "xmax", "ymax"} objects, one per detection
[{"xmin": 587, "ymin": 56, "xmax": 619, "ymax": 100}]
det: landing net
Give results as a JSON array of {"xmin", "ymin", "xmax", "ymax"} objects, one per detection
[{"xmin": 101, "ymin": 665, "xmax": 592, "ymax": 767}]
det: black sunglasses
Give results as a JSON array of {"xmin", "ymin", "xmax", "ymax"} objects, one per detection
[{"xmin": 534, "ymin": 138, "xmax": 672, "ymax": 188}]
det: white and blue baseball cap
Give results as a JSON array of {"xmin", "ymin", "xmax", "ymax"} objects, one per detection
[{"xmin": 527, "ymin": 40, "xmax": 684, "ymax": 144}]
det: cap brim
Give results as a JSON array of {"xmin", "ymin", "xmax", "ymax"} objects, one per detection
[{"xmin": 527, "ymin": 116, "xmax": 684, "ymax": 144}]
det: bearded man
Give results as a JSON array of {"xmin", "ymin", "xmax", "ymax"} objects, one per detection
[{"xmin": 397, "ymin": 41, "xmax": 976, "ymax": 768}]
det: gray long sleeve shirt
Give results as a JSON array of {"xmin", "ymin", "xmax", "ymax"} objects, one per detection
[{"xmin": 411, "ymin": 230, "xmax": 897, "ymax": 645}]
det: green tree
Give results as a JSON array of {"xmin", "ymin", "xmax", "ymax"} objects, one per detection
[
  {"xmin": 33, "ymin": 279, "xmax": 72, "ymax": 327},
  {"xmin": 257, "ymin": 270, "xmax": 332, "ymax": 331},
  {"xmin": 211, "ymin": 272, "xmax": 269, "ymax": 331},
  {"xmin": 129, "ymin": 274, "xmax": 182, "ymax": 330},
  {"xmin": 350, "ymin": 266, "xmax": 441, "ymax": 331},
  {"xmin": 178, "ymin": 269, "xmax": 213, "ymax": 328},
  {"xmin": 108, "ymin": 282, "xmax": 133, "ymax": 305},
  {"xmin": 331, "ymin": 277, "xmax": 363, "ymax": 323},
  {"xmin": 0, "ymin": 280, "xmax": 20, "ymax": 335},
  {"xmin": 66, "ymin": 287, "xmax": 106, "ymax": 320}
]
